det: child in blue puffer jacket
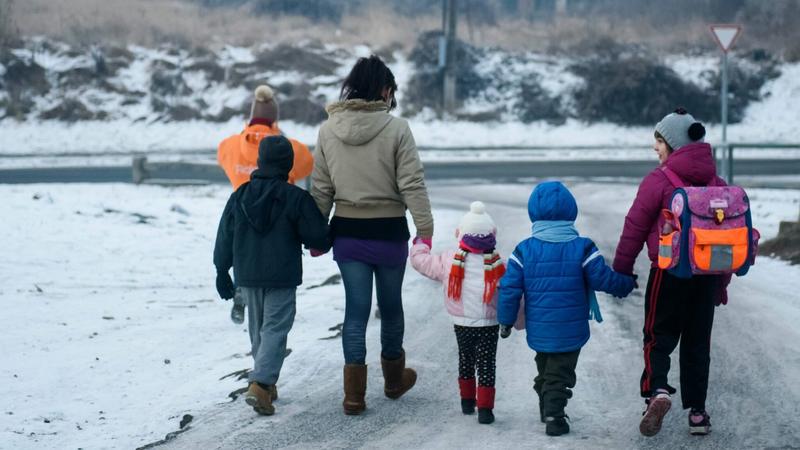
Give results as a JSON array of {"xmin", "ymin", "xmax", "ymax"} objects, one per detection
[{"xmin": 497, "ymin": 181, "xmax": 636, "ymax": 437}]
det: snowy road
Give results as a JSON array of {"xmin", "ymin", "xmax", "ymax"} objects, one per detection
[
  {"xmin": 161, "ymin": 183, "xmax": 800, "ymax": 450},
  {"xmin": 1, "ymin": 181, "xmax": 798, "ymax": 449}
]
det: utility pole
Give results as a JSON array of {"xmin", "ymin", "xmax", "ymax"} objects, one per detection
[
  {"xmin": 442, "ymin": 0, "xmax": 457, "ymax": 114},
  {"xmin": 556, "ymin": 0, "xmax": 568, "ymax": 16}
]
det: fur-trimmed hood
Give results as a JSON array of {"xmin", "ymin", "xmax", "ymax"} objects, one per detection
[{"xmin": 324, "ymin": 99, "xmax": 393, "ymax": 146}]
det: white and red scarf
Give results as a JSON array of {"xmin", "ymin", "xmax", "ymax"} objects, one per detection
[{"xmin": 447, "ymin": 242, "xmax": 505, "ymax": 303}]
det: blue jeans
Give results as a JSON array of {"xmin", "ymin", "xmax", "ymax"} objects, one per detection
[{"xmin": 338, "ymin": 261, "xmax": 406, "ymax": 364}]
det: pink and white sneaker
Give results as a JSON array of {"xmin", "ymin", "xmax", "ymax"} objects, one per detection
[
  {"xmin": 688, "ymin": 409, "xmax": 711, "ymax": 435},
  {"xmin": 639, "ymin": 390, "xmax": 672, "ymax": 437}
]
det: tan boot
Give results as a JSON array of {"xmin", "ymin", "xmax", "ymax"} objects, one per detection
[
  {"xmin": 245, "ymin": 382, "xmax": 275, "ymax": 415},
  {"xmin": 381, "ymin": 350, "xmax": 417, "ymax": 399},
  {"xmin": 343, "ymin": 364, "xmax": 367, "ymax": 415}
]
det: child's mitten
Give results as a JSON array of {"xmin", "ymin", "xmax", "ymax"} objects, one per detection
[
  {"xmin": 613, "ymin": 274, "xmax": 637, "ymax": 299},
  {"xmin": 500, "ymin": 325, "xmax": 512, "ymax": 339},
  {"xmin": 216, "ymin": 270, "xmax": 235, "ymax": 300}
]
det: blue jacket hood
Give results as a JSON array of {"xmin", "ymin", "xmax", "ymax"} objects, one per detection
[{"xmin": 528, "ymin": 181, "xmax": 578, "ymax": 223}]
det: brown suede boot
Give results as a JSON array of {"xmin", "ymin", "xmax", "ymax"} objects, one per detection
[
  {"xmin": 381, "ymin": 351, "xmax": 417, "ymax": 399},
  {"xmin": 245, "ymin": 382, "xmax": 275, "ymax": 416},
  {"xmin": 343, "ymin": 364, "xmax": 367, "ymax": 415}
]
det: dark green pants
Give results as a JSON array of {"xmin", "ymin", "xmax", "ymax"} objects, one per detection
[{"xmin": 534, "ymin": 349, "xmax": 581, "ymax": 417}]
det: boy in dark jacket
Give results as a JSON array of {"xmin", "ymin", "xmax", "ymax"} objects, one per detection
[
  {"xmin": 497, "ymin": 181, "xmax": 635, "ymax": 436},
  {"xmin": 214, "ymin": 135, "xmax": 330, "ymax": 416}
]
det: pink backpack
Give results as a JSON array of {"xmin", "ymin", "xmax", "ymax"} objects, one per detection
[{"xmin": 657, "ymin": 167, "xmax": 760, "ymax": 278}]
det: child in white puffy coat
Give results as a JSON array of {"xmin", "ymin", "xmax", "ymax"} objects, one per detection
[{"xmin": 410, "ymin": 201, "xmax": 505, "ymax": 425}]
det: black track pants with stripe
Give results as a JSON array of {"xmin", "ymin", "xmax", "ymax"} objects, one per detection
[{"xmin": 641, "ymin": 267, "xmax": 719, "ymax": 410}]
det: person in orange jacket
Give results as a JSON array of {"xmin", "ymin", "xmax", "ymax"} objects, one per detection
[
  {"xmin": 218, "ymin": 84, "xmax": 314, "ymax": 190},
  {"xmin": 217, "ymin": 84, "xmax": 314, "ymax": 324}
]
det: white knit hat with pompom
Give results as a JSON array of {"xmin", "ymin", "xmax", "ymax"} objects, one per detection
[{"xmin": 457, "ymin": 201, "xmax": 496, "ymax": 237}]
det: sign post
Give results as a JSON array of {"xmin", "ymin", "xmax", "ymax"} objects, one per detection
[{"xmin": 710, "ymin": 24, "xmax": 742, "ymax": 183}]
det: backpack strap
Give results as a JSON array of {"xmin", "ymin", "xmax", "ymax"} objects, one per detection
[{"xmin": 660, "ymin": 166, "xmax": 685, "ymax": 188}]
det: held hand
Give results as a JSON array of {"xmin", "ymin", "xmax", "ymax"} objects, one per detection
[
  {"xmin": 714, "ymin": 287, "xmax": 728, "ymax": 306},
  {"xmin": 500, "ymin": 325, "xmax": 512, "ymax": 339},
  {"xmin": 216, "ymin": 270, "xmax": 235, "ymax": 300},
  {"xmin": 614, "ymin": 274, "xmax": 637, "ymax": 299},
  {"xmin": 413, "ymin": 236, "xmax": 432, "ymax": 248}
]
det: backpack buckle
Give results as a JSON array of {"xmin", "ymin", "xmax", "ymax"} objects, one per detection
[{"xmin": 714, "ymin": 208, "xmax": 725, "ymax": 224}]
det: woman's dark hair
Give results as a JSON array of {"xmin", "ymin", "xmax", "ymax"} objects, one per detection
[{"xmin": 339, "ymin": 55, "xmax": 398, "ymax": 110}]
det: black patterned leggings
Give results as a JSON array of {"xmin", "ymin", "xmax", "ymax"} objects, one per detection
[{"xmin": 454, "ymin": 324, "xmax": 499, "ymax": 387}]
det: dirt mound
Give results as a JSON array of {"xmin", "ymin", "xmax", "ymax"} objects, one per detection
[
  {"xmin": 515, "ymin": 77, "xmax": 566, "ymax": 125},
  {"xmin": 211, "ymin": 105, "xmax": 247, "ymax": 122},
  {"xmin": 570, "ymin": 56, "xmax": 715, "ymax": 126},
  {"xmin": 186, "ymin": 58, "xmax": 225, "ymax": 84},
  {"xmin": 1, "ymin": 52, "xmax": 50, "ymax": 119},
  {"xmin": 570, "ymin": 50, "xmax": 781, "ymax": 126},
  {"xmin": 760, "ymin": 222, "xmax": 800, "ymax": 265},
  {"xmin": 40, "ymin": 98, "xmax": 106, "ymax": 121},
  {"xmin": 92, "ymin": 45, "xmax": 134, "ymax": 77},
  {"xmin": 148, "ymin": 58, "xmax": 204, "ymax": 120},
  {"xmin": 150, "ymin": 60, "xmax": 190, "ymax": 97},
  {"xmin": 404, "ymin": 31, "xmax": 490, "ymax": 115},
  {"xmin": 280, "ymin": 97, "xmax": 327, "ymax": 125},
  {"xmin": 254, "ymin": 44, "xmax": 338, "ymax": 75}
]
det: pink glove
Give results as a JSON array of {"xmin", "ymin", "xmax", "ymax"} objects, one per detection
[
  {"xmin": 413, "ymin": 237, "xmax": 432, "ymax": 248},
  {"xmin": 310, "ymin": 248, "xmax": 326, "ymax": 257}
]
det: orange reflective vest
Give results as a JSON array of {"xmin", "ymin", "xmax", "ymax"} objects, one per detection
[{"xmin": 217, "ymin": 123, "xmax": 313, "ymax": 190}]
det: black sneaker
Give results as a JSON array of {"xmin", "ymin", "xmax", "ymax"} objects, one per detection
[
  {"xmin": 477, "ymin": 408, "xmax": 494, "ymax": 424},
  {"xmin": 230, "ymin": 304, "xmax": 245, "ymax": 324},
  {"xmin": 545, "ymin": 415, "xmax": 570, "ymax": 436},
  {"xmin": 461, "ymin": 399, "xmax": 476, "ymax": 415},
  {"xmin": 688, "ymin": 409, "xmax": 711, "ymax": 435}
]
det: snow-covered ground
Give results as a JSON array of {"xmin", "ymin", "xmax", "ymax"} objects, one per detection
[{"xmin": 1, "ymin": 180, "xmax": 798, "ymax": 449}]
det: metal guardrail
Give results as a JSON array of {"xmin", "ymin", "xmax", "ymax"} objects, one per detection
[
  {"xmin": 415, "ymin": 144, "xmax": 650, "ymax": 151},
  {"xmin": 716, "ymin": 143, "xmax": 800, "ymax": 184},
  {"xmin": 423, "ymin": 142, "xmax": 800, "ymax": 185},
  {"xmin": 125, "ymin": 143, "xmax": 800, "ymax": 186}
]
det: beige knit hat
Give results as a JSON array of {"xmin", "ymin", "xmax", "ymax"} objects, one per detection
[{"xmin": 250, "ymin": 85, "xmax": 279, "ymax": 124}]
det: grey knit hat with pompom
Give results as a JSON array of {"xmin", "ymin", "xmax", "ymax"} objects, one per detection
[{"xmin": 654, "ymin": 107, "xmax": 706, "ymax": 151}]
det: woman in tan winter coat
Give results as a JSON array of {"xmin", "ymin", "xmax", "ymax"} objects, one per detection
[{"xmin": 311, "ymin": 55, "xmax": 434, "ymax": 415}]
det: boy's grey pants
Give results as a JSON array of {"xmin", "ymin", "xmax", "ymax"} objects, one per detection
[
  {"xmin": 233, "ymin": 289, "xmax": 245, "ymax": 306},
  {"xmin": 239, "ymin": 287, "xmax": 296, "ymax": 386}
]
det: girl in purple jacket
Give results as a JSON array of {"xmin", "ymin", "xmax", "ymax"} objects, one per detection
[{"xmin": 613, "ymin": 108, "xmax": 727, "ymax": 438}]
